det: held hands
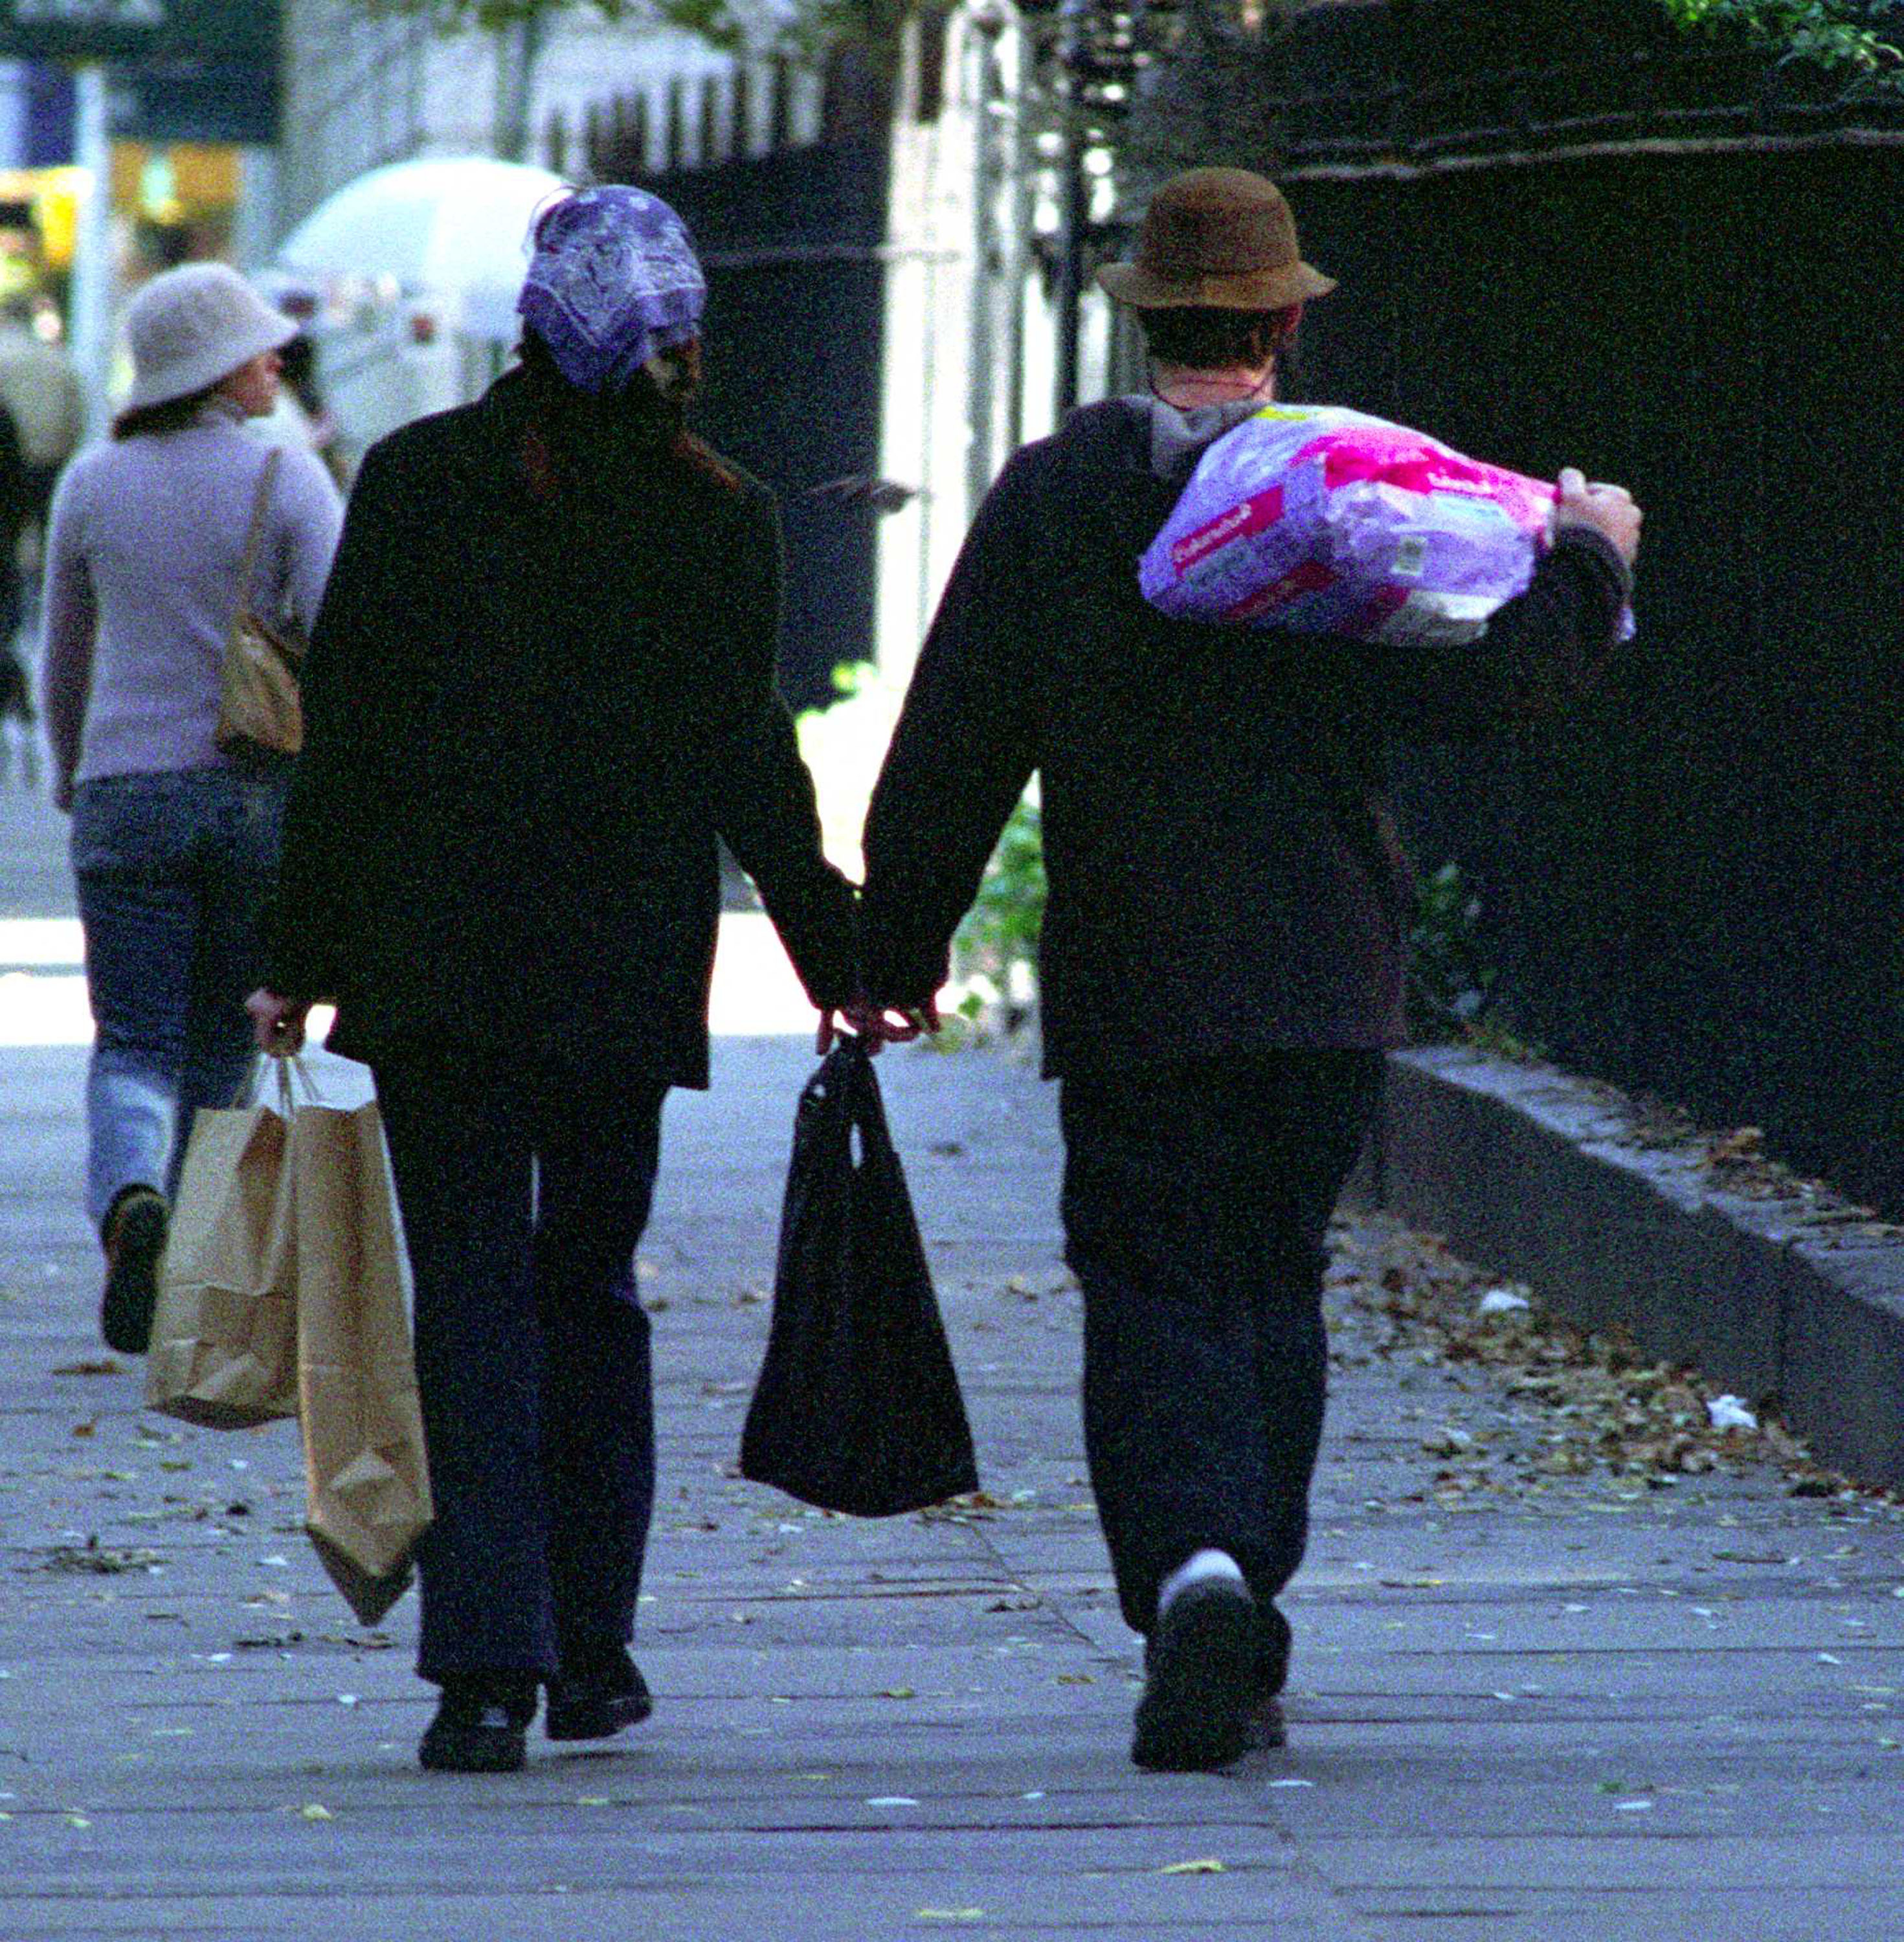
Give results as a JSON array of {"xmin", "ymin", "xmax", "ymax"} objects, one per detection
[
  {"xmin": 816, "ymin": 994, "xmax": 942, "ymax": 1056},
  {"xmin": 1552, "ymin": 467, "xmax": 1642, "ymax": 568},
  {"xmin": 246, "ymin": 988, "xmax": 311, "ymax": 1057}
]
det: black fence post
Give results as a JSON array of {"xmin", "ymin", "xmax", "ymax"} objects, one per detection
[{"xmin": 1053, "ymin": 0, "xmax": 1090, "ymax": 418}]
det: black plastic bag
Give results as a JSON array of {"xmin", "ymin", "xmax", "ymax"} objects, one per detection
[{"xmin": 741, "ymin": 1040, "xmax": 980, "ymax": 1516}]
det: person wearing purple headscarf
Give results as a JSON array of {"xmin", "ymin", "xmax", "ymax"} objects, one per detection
[
  {"xmin": 247, "ymin": 185, "xmax": 864, "ymax": 1774},
  {"xmin": 517, "ymin": 183, "xmax": 706, "ymax": 394}
]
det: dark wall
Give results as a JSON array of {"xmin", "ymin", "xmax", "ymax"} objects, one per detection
[
  {"xmin": 1286, "ymin": 140, "xmax": 1904, "ymax": 1209},
  {"xmin": 626, "ymin": 140, "xmax": 890, "ymax": 713}
]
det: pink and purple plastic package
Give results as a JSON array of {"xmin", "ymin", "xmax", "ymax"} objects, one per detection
[{"xmin": 1141, "ymin": 403, "xmax": 1627, "ymax": 645}]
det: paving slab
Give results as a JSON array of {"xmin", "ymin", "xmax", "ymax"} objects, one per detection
[
  {"xmin": 8, "ymin": 1034, "xmax": 1904, "ymax": 1940},
  {"xmin": 6, "ymin": 766, "xmax": 1904, "ymax": 1936}
]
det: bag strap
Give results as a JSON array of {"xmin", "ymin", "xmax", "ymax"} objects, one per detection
[
  {"xmin": 835, "ymin": 1039, "xmax": 899, "ymax": 1170},
  {"xmin": 229, "ymin": 447, "xmax": 284, "ymax": 645}
]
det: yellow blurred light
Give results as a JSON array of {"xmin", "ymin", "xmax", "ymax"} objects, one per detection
[{"xmin": 35, "ymin": 177, "xmax": 85, "ymax": 270}]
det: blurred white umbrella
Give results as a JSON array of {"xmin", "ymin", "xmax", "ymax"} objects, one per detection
[{"xmin": 274, "ymin": 156, "xmax": 566, "ymax": 342}]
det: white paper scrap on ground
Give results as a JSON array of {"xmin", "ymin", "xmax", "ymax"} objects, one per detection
[
  {"xmin": 1707, "ymin": 1395, "xmax": 1758, "ymax": 1432},
  {"xmin": 1477, "ymin": 1288, "xmax": 1532, "ymax": 1315}
]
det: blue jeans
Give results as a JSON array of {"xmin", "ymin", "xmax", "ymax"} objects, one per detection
[{"xmin": 71, "ymin": 766, "xmax": 286, "ymax": 1230}]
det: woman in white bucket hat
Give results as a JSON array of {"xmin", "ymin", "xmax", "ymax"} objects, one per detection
[{"xmin": 39, "ymin": 262, "xmax": 345, "ymax": 1356}]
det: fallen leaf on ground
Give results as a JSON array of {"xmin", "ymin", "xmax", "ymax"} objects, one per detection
[
  {"xmin": 40, "ymin": 1544, "xmax": 161, "ymax": 1576},
  {"xmin": 1707, "ymin": 1126, "xmax": 1764, "ymax": 1165}
]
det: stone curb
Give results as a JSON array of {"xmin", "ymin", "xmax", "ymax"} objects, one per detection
[{"xmin": 1363, "ymin": 1044, "xmax": 1904, "ymax": 1491}]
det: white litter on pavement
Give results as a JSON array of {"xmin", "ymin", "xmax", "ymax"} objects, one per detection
[
  {"xmin": 1706, "ymin": 1395, "xmax": 1758, "ymax": 1433},
  {"xmin": 1477, "ymin": 1288, "xmax": 1532, "ymax": 1316}
]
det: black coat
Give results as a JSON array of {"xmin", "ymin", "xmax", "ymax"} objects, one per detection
[
  {"xmin": 264, "ymin": 372, "xmax": 858, "ymax": 1084},
  {"xmin": 862, "ymin": 399, "xmax": 1632, "ymax": 1075}
]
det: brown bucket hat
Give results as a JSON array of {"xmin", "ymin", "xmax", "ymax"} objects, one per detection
[{"xmin": 1096, "ymin": 167, "xmax": 1336, "ymax": 311}]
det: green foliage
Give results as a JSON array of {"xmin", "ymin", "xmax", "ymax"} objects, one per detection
[
  {"xmin": 1400, "ymin": 861, "xmax": 1549, "ymax": 1059},
  {"xmin": 1660, "ymin": 0, "xmax": 1904, "ymax": 84},
  {"xmin": 950, "ymin": 793, "xmax": 1045, "ymax": 1018},
  {"xmin": 943, "ymin": 833, "xmax": 1534, "ymax": 1053},
  {"xmin": 1405, "ymin": 860, "xmax": 1497, "ymax": 1041}
]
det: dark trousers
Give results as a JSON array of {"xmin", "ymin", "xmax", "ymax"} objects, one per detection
[
  {"xmin": 1058, "ymin": 1049, "xmax": 1385, "ymax": 1637},
  {"xmin": 373, "ymin": 1055, "xmax": 669, "ymax": 1684}
]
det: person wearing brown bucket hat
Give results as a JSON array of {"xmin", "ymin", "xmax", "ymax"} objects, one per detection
[
  {"xmin": 1095, "ymin": 166, "xmax": 1336, "ymax": 312},
  {"xmin": 855, "ymin": 166, "xmax": 1641, "ymax": 1772}
]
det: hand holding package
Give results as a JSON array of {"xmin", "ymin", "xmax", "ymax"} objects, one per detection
[{"xmin": 1141, "ymin": 403, "xmax": 1630, "ymax": 645}]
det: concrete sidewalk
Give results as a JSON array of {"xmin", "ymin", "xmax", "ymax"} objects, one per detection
[{"xmin": 5, "ymin": 1024, "xmax": 1904, "ymax": 1942}]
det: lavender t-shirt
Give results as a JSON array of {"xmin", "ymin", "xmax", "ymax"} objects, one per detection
[{"xmin": 40, "ymin": 401, "xmax": 344, "ymax": 806}]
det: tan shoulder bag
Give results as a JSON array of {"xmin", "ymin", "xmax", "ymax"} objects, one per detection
[{"xmin": 216, "ymin": 447, "xmax": 306, "ymax": 760}]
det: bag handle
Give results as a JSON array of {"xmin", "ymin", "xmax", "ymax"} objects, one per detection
[
  {"xmin": 229, "ymin": 447, "xmax": 284, "ymax": 649},
  {"xmin": 233, "ymin": 1053, "xmax": 321, "ymax": 1112}
]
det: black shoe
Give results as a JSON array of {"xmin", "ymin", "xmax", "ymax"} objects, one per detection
[
  {"xmin": 1139, "ymin": 1631, "xmax": 1288, "ymax": 1748},
  {"xmin": 1249, "ymin": 1603, "xmax": 1293, "ymax": 1747},
  {"xmin": 418, "ymin": 1676, "xmax": 537, "ymax": 1773},
  {"xmin": 100, "ymin": 1187, "xmax": 167, "ymax": 1356},
  {"xmin": 1257, "ymin": 1602, "xmax": 1293, "ymax": 1698},
  {"xmin": 546, "ymin": 1645, "xmax": 653, "ymax": 1743},
  {"xmin": 1248, "ymin": 1693, "xmax": 1288, "ymax": 1750},
  {"xmin": 1132, "ymin": 1578, "xmax": 1259, "ymax": 1772}
]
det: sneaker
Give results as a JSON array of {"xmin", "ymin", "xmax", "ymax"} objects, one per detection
[
  {"xmin": 1143, "ymin": 1599, "xmax": 1291, "ymax": 1694},
  {"xmin": 1132, "ymin": 1577, "xmax": 1259, "ymax": 1772},
  {"xmin": 546, "ymin": 1644, "xmax": 653, "ymax": 1743},
  {"xmin": 100, "ymin": 1188, "xmax": 168, "ymax": 1356},
  {"xmin": 418, "ymin": 1676, "xmax": 537, "ymax": 1773}
]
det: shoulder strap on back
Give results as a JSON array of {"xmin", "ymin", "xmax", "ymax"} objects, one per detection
[
  {"xmin": 232, "ymin": 447, "xmax": 283, "ymax": 622},
  {"xmin": 238, "ymin": 448, "xmax": 282, "ymax": 581}
]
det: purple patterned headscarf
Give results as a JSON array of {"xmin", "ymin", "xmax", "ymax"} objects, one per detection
[{"xmin": 517, "ymin": 186, "xmax": 707, "ymax": 394}]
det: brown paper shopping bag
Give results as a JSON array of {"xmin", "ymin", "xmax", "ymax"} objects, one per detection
[
  {"xmin": 145, "ymin": 1093, "xmax": 298, "ymax": 1429},
  {"xmin": 292, "ymin": 1099, "xmax": 434, "ymax": 1625}
]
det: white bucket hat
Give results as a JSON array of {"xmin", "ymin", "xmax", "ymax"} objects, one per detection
[{"xmin": 122, "ymin": 263, "xmax": 298, "ymax": 413}]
